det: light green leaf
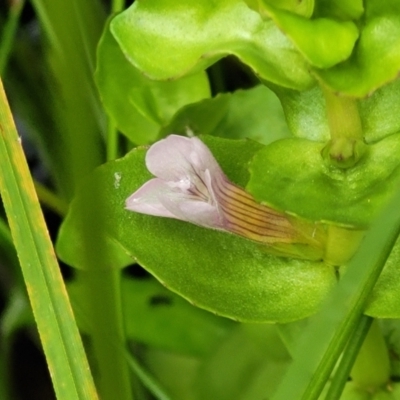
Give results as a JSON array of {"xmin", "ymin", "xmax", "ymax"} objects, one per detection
[
  {"xmin": 265, "ymin": 6, "xmax": 359, "ymax": 68},
  {"xmin": 315, "ymin": 0, "xmax": 400, "ymax": 97},
  {"xmin": 110, "ymin": 0, "xmax": 314, "ymax": 90},
  {"xmin": 247, "ymin": 134, "xmax": 400, "ymax": 227},
  {"xmin": 271, "ymin": 84, "xmax": 330, "ymax": 142},
  {"xmin": 160, "ymin": 85, "xmax": 292, "ymax": 144},
  {"xmin": 96, "ymin": 22, "xmax": 210, "ymax": 145}
]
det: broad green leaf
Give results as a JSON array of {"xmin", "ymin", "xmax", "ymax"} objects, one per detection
[
  {"xmin": 57, "ymin": 136, "xmax": 337, "ymax": 322},
  {"xmin": 96, "ymin": 22, "xmax": 210, "ymax": 145},
  {"xmin": 273, "ymin": 78, "xmax": 400, "ymax": 143},
  {"xmin": 247, "ymin": 134, "xmax": 400, "ymax": 228},
  {"xmin": 313, "ymin": 0, "xmax": 364, "ymax": 20},
  {"xmin": 314, "ymin": 0, "xmax": 400, "ymax": 97},
  {"xmin": 110, "ymin": 0, "xmax": 314, "ymax": 90},
  {"xmin": 265, "ymin": 6, "xmax": 359, "ymax": 68},
  {"xmin": 160, "ymin": 85, "xmax": 292, "ymax": 144},
  {"xmin": 68, "ymin": 275, "xmax": 235, "ymax": 356}
]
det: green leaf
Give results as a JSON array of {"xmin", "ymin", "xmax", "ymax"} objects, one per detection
[
  {"xmin": 96, "ymin": 22, "xmax": 210, "ymax": 145},
  {"xmin": 265, "ymin": 6, "xmax": 359, "ymax": 68},
  {"xmin": 314, "ymin": 0, "xmax": 400, "ymax": 97},
  {"xmin": 314, "ymin": 0, "xmax": 364, "ymax": 20},
  {"xmin": 57, "ymin": 136, "xmax": 337, "ymax": 322},
  {"xmin": 272, "ymin": 78, "xmax": 400, "ymax": 143},
  {"xmin": 247, "ymin": 134, "xmax": 400, "ymax": 227},
  {"xmin": 110, "ymin": 0, "xmax": 314, "ymax": 90},
  {"xmin": 194, "ymin": 324, "xmax": 290, "ymax": 400},
  {"xmin": 365, "ymin": 233, "xmax": 400, "ymax": 318},
  {"xmin": 246, "ymin": 0, "xmax": 315, "ymax": 18},
  {"xmin": 68, "ymin": 275, "xmax": 235, "ymax": 356},
  {"xmin": 160, "ymin": 85, "xmax": 292, "ymax": 144},
  {"xmin": 271, "ymin": 84, "xmax": 330, "ymax": 142}
]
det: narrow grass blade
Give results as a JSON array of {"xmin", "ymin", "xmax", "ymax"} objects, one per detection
[{"xmin": 0, "ymin": 78, "xmax": 98, "ymax": 400}]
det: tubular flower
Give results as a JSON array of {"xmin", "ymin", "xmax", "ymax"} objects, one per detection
[{"xmin": 126, "ymin": 135, "xmax": 305, "ymax": 245}]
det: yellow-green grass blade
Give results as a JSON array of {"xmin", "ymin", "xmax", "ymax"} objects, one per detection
[{"xmin": 0, "ymin": 78, "xmax": 98, "ymax": 400}]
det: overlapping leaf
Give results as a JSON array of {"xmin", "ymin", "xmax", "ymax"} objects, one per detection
[
  {"xmin": 264, "ymin": 5, "xmax": 358, "ymax": 68},
  {"xmin": 247, "ymin": 133, "xmax": 400, "ymax": 227},
  {"xmin": 110, "ymin": 0, "xmax": 314, "ymax": 90},
  {"xmin": 314, "ymin": 0, "xmax": 400, "ymax": 97},
  {"xmin": 95, "ymin": 23, "xmax": 210, "ymax": 144},
  {"xmin": 160, "ymin": 85, "xmax": 291, "ymax": 144}
]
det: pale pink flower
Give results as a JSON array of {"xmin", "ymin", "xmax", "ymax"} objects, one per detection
[{"xmin": 125, "ymin": 135, "xmax": 296, "ymax": 244}]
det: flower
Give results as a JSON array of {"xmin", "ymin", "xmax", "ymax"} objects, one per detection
[{"xmin": 125, "ymin": 135, "xmax": 305, "ymax": 246}]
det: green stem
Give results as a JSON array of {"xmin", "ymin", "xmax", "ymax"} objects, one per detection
[
  {"xmin": 106, "ymin": 120, "xmax": 119, "ymax": 161},
  {"xmin": 325, "ymin": 315, "xmax": 373, "ymax": 400},
  {"xmin": 77, "ymin": 269, "xmax": 133, "ymax": 400},
  {"xmin": 350, "ymin": 319, "xmax": 390, "ymax": 390},
  {"xmin": 111, "ymin": 0, "xmax": 125, "ymax": 13},
  {"xmin": 322, "ymin": 87, "xmax": 366, "ymax": 168},
  {"xmin": 0, "ymin": 0, "xmax": 25, "ymax": 75},
  {"xmin": 125, "ymin": 351, "xmax": 173, "ymax": 400},
  {"xmin": 33, "ymin": 180, "xmax": 69, "ymax": 217},
  {"xmin": 106, "ymin": 0, "xmax": 125, "ymax": 161}
]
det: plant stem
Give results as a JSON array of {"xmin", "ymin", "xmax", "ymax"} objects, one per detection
[
  {"xmin": 322, "ymin": 87, "xmax": 365, "ymax": 168},
  {"xmin": 106, "ymin": 120, "xmax": 119, "ymax": 161},
  {"xmin": 111, "ymin": 0, "xmax": 125, "ymax": 13},
  {"xmin": 33, "ymin": 180, "xmax": 69, "ymax": 217},
  {"xmin": 350, "ymin": 319, "xmax": 390, "ymax": 390},
  {"xmin": 0, "ymin": 0, "xmax": 25, "ymax": 75},
  {"xmin": 106, "ymin": 0, "xmax": 126, "ymax": 161},
  {"xmin": 325, "ymin": 315, "xmax": 373, "ymax": 400},
  {"xmin": 77, "ymin": 268, "xmax": 133, "ymax": 400}
]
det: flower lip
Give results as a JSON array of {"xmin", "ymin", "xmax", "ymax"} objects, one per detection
[{"xmin": 126, "ymin": 134, "xmax": 299, "ymax": 244}]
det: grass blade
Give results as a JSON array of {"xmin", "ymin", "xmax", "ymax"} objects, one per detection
[{"xmin": 0, "ymin": 78, "xmax": 98, "ymax": 400}]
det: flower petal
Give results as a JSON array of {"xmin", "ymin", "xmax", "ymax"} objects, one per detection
[
  {"xmin": 145, "ymin": 135, "xmax": 224, "ymax": 182},
  {"xmin": 125, "ymin": 178, "xmax": 177, "ymax": 218}
]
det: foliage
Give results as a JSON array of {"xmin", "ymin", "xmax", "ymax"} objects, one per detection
[{"xmin": 1, "ymin": 0, "xmax": 400, "ymax": 399}]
